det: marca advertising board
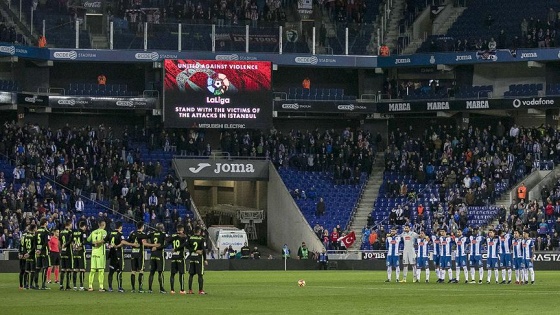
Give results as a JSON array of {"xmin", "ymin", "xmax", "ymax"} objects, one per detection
[
  {"xmin": 164, "ymin": 59, "xmax": 272, "ymax": 129},
  {"xmin": 377, "ymin": 97, "xmax": 560, "ymax": 113}
]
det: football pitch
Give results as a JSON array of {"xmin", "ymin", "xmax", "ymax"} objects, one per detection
[{"xmin": 2, "ymin": 271, "xmax": 560, "ymax": 314}]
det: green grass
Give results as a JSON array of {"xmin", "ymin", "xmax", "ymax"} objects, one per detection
[{"xmin": 3, "ymin": 271, "xmax": 560, "ymax": 314}]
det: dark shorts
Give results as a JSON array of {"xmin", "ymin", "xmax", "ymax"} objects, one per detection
[
  {"xmin": 50, "ymin": 252, "xmax": 61, "ymax": 266},
  {"xmin": 130, "ymin": 256, "xmax": 144, "ymax": 272},
  {"xmin": 73, "ymin": 255, "xmax": 86, "ymax": 270},
  {"xmin": 35, "ymin": 255, "xmax": 50, "ymax": 269},
  {"xmin": 171, "ymin": 259, "xmax": 185, "ymax": 274},
  {"xmin": 188, "ymin": 254, "xmax": 204, "ymax": 276},
  {"xmin": 19, "ymin": 258, "xmax": 26, "ymax": 272},
  {"xmin": 150, "ymin": 255, "xmax": 164, "ymax": 272},
  {"xmin": 60, "ymin": 257, "xmax": 73, "ymax": 270},
  {"xmin": 25, "ymin": 258, "xmax": 36, "ymax": 272},
  {"xmin": 109, "ymin": 254, "xmax": 124, "ymax": 272}
]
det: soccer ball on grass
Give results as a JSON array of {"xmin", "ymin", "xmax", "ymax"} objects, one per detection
[{"xmin": 297, "ymin": 279, "xmax": 306, "ymax": 287}]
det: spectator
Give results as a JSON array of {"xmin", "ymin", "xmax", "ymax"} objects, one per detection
[
  {"xmin": 75, "ymin": 197, "xmax": 84, "ymax": 213},
  {"xmin": 302, "ymin": 77, "xmax": 310, "ymax": 89},
  {"xmin": 281, "ymin": 244, "xmax": 291, "ymax": 259},
  {"xmin": 251, "ymin": 246, "xmax": 260, "ymax": 259},
  {"xmin": 315, "ymin": 197, "xmax": 326, "ymax": 217},
  {"xmin": 317, "ymin": 250, "xmax": 328, "ymax": 270},
  {"xmin": 517, "ymin": 183, "xmax": 527, "ymax": 203},
  {"xmin": 240, "ymin": 242, "xmax": 251, "ymax": 259},
  {"xmin": 297, "ymin": 242, "xmax": 310, "ymax": 259}
]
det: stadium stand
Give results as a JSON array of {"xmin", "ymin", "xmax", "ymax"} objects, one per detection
[
  {"xmin": 504, "ymin": 84, "xmax": 544, "ymax": 98},
  {"xmin": 0, "ymin": 122, "xmax": 195, "ymax": 250},
  {"xmin": 360, "ymin": 123, "xmax": 559, "ymax": 249},
  {"xmin": 418, "ymin": 0, "xmax": 560, "ymax": 53},
  {"xmin": 65, "ymin": 83, "xmax": 137, "ymax": 97},
  {"xmin": 284, "ymin": 87, "xmax": 357, "ymax": 101},
  {"xmin": 0, "ymin": 79, "xmax": 21, "ymax": 92}
]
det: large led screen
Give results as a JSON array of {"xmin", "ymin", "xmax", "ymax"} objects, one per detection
[{"xmin": 164, "ymin": 59, "xmax": 272, "ymax": 129}]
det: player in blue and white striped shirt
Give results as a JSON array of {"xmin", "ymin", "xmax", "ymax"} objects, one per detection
[
  {"xmin": 385, "ymin": 228, "xmax": 402, "ymax": 282},
  {"xmin": 469, "ymin": 228, "xmax": 485, "ymax": 284},
  {"xmin": 499, "ymin": 230, "xmax": 513, "ymax": 284},
  {"xmin": 486, "ymin": 230, "xmax": 500, "ymax": 283},
  {"xmin": 453, "ymin": 230, "xmax": 469, "ymax": 283},
  {"xmin": 438, "ymin": 229, "xmax": 456, "ymax": 283},
  {"xmin": 522, "ymin": 230, "xmax": 535, "ymax": 285},
  {"xmin": 415, "ymin": 231, "xmax": 430, "ymax": 283},
  {"xmin": 512, "ymin": 230, "xmax": 524, "ymax": 284},
  {"xmin": 431, "ymin": 233, "xmax": 441, "ymax": 282}
]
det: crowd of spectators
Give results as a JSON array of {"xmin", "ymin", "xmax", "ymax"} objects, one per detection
[
  {"xmin": 106, "ymin": 0, "xmax": 290, "ymax": 31},
  {"xmin": 426, "ymin": 7, "xmax": 560, "ymax": 53},
  {"xmin": 500, "ymin": 178, "xmax": 560, "ymax": 251},
  {"xmin": 220, "ymin": 127, "xmax": 379, "ymax": 175},
  {"xmin": 361, "ymin": 122, "xmax": 560, "ymax": 244},
  {"xmin": 0, "ymin": 20, "xmax": 19, "ymax": 44},
  {"xmin": 0, "ymin": 121, "xmax": 201, "ymax": 250}
]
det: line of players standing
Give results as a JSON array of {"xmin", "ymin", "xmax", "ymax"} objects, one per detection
[
  {"xmin": 385, "ymin": 225, "xmax": 536, "ymax": 284},
  {"xmin": 18, "ymin": 219, "xmax": 208, "ymax": 294}
]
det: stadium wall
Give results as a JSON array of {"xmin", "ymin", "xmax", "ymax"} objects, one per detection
[
  {"xmin": 267, "ymin": 163, "xmax": 324, "ymax": 254},
  {"xmin": 472, "ymin": 63, "xmax": 546, "ymax": 97}
]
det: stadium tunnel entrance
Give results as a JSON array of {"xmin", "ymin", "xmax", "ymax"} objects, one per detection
[{"xmin": 174, "ymin": 158, "xmax": 324, "ymax": 256}]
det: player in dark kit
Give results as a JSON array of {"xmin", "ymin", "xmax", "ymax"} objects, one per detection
[
  {"xmin": 35, "ymin": 218, "xmax": 51, "ymax": 289},
  {"xmin": 187, "ymin": 227, "xmax": 208, "ymax": 294},
  {"xmin": 72, "ymin": 221, "xmax": 88, "ymax": 290},
  {"xmin": 144, "ymin": 223, "xmax": 167, "ymax": 293},
  {"xmin": 18, "ymin": 226, "xmax": 29, "ymax": 289},
  {"xmin": 168, "ymin": 224, "xmax": 188, "ymax": 294},
  {"xmin": 144, "ymin": 223, "xmax": 168, "ymax": 294},
  {"xmin": 23, "ymin": 224, "xmax": 37, "ymax": 289},
  {"xmin": 106, "ymin": 222, "xmax": 138, "ymax": 292},
  {"xmin": 127, "ymin": 221, "xmax": 148, "ymax": 292},
  {"xmin": 59, "ymin": 220, "xmax": 74, "ymax": 290}
]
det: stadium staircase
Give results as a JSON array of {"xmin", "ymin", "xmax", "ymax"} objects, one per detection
[
  {"xmin": 486, "ymin": 167, "xmax": 558, "ymax": 230},
  {"xmin": 402, "ymin": 3, "xmax": 466, "ymax": 54},
  {"xmin": 0, "ymin": 1, "xmax": 34, "ymax": 45},
  {"xmin": 383, "ymin": 0, "xmax": 406, "ymax": 52},
  {"xmin": 347, "ymin": 153, "xmax": 384, "ymax": 248},
  {"xmin": 91, "ymin": 34, "xmax": 109, "ymax": 49}
]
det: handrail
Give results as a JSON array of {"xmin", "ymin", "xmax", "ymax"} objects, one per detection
[
  {"xmin": 142, "ymin": 90, "xmax": 159, "ymax": 98},
  {"xmin": 172, "ymin": 153, "xmax": 269, "ymax": 161},
  {"xmin": 273, "ymin": 91, "xmax": 287, "ymax": 100},
  {"xmin": 374, "ymin": 179, "xmax": 435, "ymax": 229},
  {"xmin": 360, "ymin": 94, "xmax": 378, "ymax": 101}
]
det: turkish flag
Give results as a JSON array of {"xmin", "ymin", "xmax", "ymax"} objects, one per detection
[{"xmin": 338, "ymin": 231, "xmax": 356, "ymax": 249}]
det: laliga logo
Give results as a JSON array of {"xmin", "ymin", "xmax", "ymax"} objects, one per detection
[
  {"xmin": 134, "ymin": 52, "xmax": 159, "ymax": 61},
  {"xmin": 0, "ymin": 45, "xmax": 15, "ymax": 55},
  {"xmin": 53, "ymin": 51, "xmax": 77, "ymax": 60},
  {"xmin": 294, "ymin": 56, "xmax": 318, "ymax": 65},
  {"xmin": 215, "ymin": 54, "xmax": 239, "ymax": 61},
  {"xmin": 207, "ymin": 73, "xmax": 230, "ymax": 96}
]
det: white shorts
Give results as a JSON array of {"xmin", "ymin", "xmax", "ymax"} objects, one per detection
[{"xmin": 402, "ymin": 251, "xmax": 416, "ymax": 265}]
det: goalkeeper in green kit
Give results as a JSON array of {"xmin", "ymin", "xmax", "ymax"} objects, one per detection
[{"xmin": 87, "ymin": 220, "xmax": 108, "ymax": 292}]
